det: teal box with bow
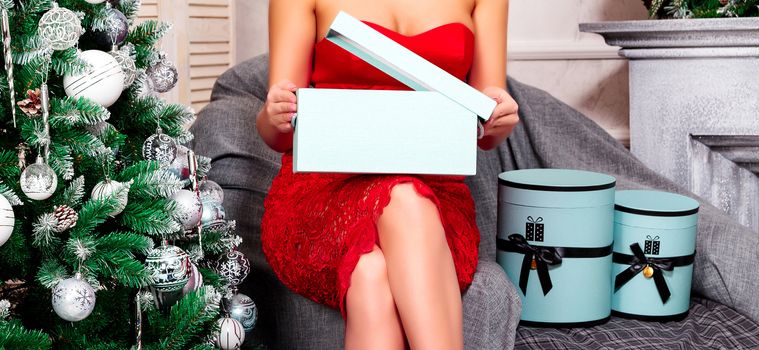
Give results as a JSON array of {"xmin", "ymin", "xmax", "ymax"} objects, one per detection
[
  {"xmin": 612, "ymin": 190, "xmax": 699, "ymax": 321},
  {"xmin": 496, "ymin": 169, "xmax": 616, "ymax": 327}
]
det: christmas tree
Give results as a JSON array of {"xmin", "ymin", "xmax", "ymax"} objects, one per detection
[{"xmin": 0, "ymin": 1, "xmax": 256, "ymax": 349}]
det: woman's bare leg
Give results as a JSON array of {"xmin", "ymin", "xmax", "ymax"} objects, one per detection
[
  {"xmin": 377, "ymin": 183, "xmax": 464, "ymax": 350},
  {"xmin": 345, "ymin": 245, "xmax": 406, "ymax": 350}
]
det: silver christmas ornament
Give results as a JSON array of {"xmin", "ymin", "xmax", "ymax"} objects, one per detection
[
  {"xmin": 110, "ymin": 47, "xmax": 137, "ymax": 87},
  {"xmin": 215, "ymin": 250, "xmax": 250, "ymax": 288},
  {"xmin": 89, "ymin": 7, "xmax": 128, "ymax": 50},
  {"xmin": 146, "ymin": 54, "xmax": 178, "ymax": 93},
  {"xmin": 145, "ymin": 244, "xmax": 191, "ymax": 292},
  {"xmin": 64, "ymin": 50, "xmax": 125, "ymax": 107},
  {"xmin": 142, "ymin": 129, "xmax": 177, "ymax": 166},
  {"xmin": 228, "ymin": 293, "xmax": 257, "ymax": 333},
  {"xmin": 199, "ymin": 179, "xmax": 224, "ymax": 204},
  {"xmin": 167, "ymin": 145, "xmax": 190, "ymax": 181},
  {"xmin": 85, "ymin": 0, "xmax": 106, "ymax": 3},
  {"xmin": 200, "ymin": 200, "xmax": 225, "ymax": 226},
  {"xmin": 171, "ymin": 189, "xmax": 202, "ymax": 231},
  {"xmin": 2, "ymin": 9, "xmax": 16, "ymax": 127},
  {"xmin": 20, "ymin": 157, "xmax": 58, "ymax": 200},
  {"xmin": 91, "ymin": 179, "xmax": 130, "ymax": 216},
  {"xmin": 38, "ymin": 3, "xmax": 83, "ymax": 51},
  {"xmin": 0, "ymin": 195, "xmax": 13, "ymax": 247},
  {"xmin": 52, "ymin": 274, "xmax": 96, "ymax": 322},
  {"xmin": 181, "ymin": 262, "xmax": 203, "ymax": 295},
  {"xmin": 215, "ymin": 317, "xmax": 245, "ymax": 350}
]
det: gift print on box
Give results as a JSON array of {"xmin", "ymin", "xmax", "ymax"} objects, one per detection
[
  {"xmin": 644, "ymin": 235, "xmax": 661, "ymax": 255},
  {"xmin": 526, "ymin": 216, "xmax": 544, "ymax": 242}
]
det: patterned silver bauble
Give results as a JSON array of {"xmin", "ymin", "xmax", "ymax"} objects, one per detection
[
  {"xmin": 181, "ymin": 262, "xmax": 203, "ymax": 295},
  {"xmin": 142, "ymin": 130, "xmax": 177, "ymax": 166},
  {"xmin": 52, "ymin": 275, "xmax": 96, "ymax": 322},
  {"xmin": 63, "ymin": 50, "xmax": 125, "ymax": 107},
  {"xmin": 215, "ymin": 250, "xmax": 250, "ymax": 287},
  {"xmin": 89, "ymin": 7, "xmax": 128, "ymax": 50},
  {"xmin": 171, "ymin": 189, "xmax": 203, "ymax": 231},
  {"xmin": 167, "ymin": 145, "xmax": 190, "ymax": 181},
  {"xmin": 228, "ymin": 293, "xmax": 257, "ymax": 333},
  {"xmin": 200, "ymin": 200, "xmax": 225, "ymax": 226},
  {"xmin": 110, "ymin": 48, "xmax": 137, "ymax": 87},
  {"xmin": 0, "ymin": 195, "xmax": 13, "ymax": 247},
  {"xmin": 91, "ymin": 179, "xmax": 130, "ymax": 216},
  {"xmin": 199, "ymin": 179, "xmax": 224, "ymax": 204},
  {"xmin": 145, "ymin": 244, "xmax": 191, "ymax": 292},
  {"xmin": 215, "ymin": 317, "xmax": 245, "ymax": 350},
  {"xmin": 38, "ymin": 4, "xmax": 83, "ymax": 51},
  {"xmin": 146, "ymin": 55, "xmax": 178, "ymax": 93},
  {"xmin": 20, "ymin": 157, "xmax": 57, "ymax": 200}
]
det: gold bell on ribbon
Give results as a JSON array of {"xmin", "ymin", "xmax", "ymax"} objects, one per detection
[
  {"xmin": 642, "ymin": 265, "xmax": 654, "ymax": 279},
  {"xmin": 530, "ymin": 257, "xmax": 537, "ymax": 270}
]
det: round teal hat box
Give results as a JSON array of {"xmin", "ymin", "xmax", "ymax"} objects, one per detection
[
  {"xmin": 612, "ymin": 190, "xmax": 699, "ymax": 321},
  {"xmin": 496, "ymin": 169, "xmax": 616, "ymax": 327}
]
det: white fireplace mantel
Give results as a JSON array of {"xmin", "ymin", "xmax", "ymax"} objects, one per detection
[{"xmin": 580, "ymin": 18, "xmax": 759, "ymax": 231}]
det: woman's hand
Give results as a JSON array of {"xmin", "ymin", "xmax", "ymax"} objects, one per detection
[
  {"xmin": 477, "ymin": 87, "xmax": 519, "ymax": 150},
  {"xmin": 256, "ymin": 80, "xmax": 299, "ymax": 152},
  {"xmin": 261, "ymin": 80, "xmax": 299, "ymax": 133}
]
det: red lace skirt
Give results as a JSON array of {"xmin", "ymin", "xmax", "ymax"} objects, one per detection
[{"xmin": 261, "ymin": 153, "xmax": 480, "ymax": 318}]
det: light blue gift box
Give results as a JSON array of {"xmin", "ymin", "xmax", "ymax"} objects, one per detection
[
  {"xmin": 612, "ymin": 190, "xmax": 699, "ymax": 321},
  {"xmin": 292, "ymin": 11, "xmax": 496, "ymax": 175},
  {"xmin": 496, "ymin": 169, "xmax": 616, "ymax": 327}
]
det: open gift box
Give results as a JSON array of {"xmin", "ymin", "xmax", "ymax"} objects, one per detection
[{"xmin": 293, "ymin": 11, "xmax": 496, "ymax": 175}]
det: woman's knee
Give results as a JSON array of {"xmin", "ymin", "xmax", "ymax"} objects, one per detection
[
  {"xmin": 383, "ymin": 183, "xmax": 438, "ymax": 221},
  {"xmin": 350, "ymin": 246, "xmax": 390, "ymax": 289}
]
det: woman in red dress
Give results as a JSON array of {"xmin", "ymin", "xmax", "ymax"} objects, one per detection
[{"xmin": 258, "ymin": 0, "xmax": 519, "ymax": 348}]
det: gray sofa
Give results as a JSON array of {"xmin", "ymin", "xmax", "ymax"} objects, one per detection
[{"xmin": 190, "ymin": 55, "xmax": 759, "ymax": 349}]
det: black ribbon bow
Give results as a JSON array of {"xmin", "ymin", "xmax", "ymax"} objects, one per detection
[
  {"xmin": 505, "ymin": 233, "xmax": 562, "ymax": 296},
  {"xmin": 614, "ymin": 242, "xmax": 674, "ymax": 303}
]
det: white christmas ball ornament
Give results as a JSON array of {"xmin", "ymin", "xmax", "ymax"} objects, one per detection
[
  {"xmin": 91, "ymin": 179, "xmax": 130, "ymax": 216},
  {"xmin": 64, "ymin": 50, "xmax": 125, "ymax": 107},
  {"xmin": 20, "ymin": 158, "xmax": 58, "ymax": 200},
  {"xmin": 216, "ymin": 317, "xmax": 245, "ymax": 350},
  {"xmin": 85, "ymin": 0, "xmax": 107, "ymax": 3},
  {"xmin": 0, "ymin": 195, "xmax": 14, "ymax": 247},
  {"xmin": 199, "ymin": 180, "xmax": 224, "ymax": 204},
  {"xmin": 171, "ymin": 189, "xmax": 203, "ymax": 231},
  {"xmin": 52, "ymin": 275, "xmax": 96, "ymax": 322}
]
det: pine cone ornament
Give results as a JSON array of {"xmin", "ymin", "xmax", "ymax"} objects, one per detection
[
  {"xmin": 53, "ymin": 205, "xmax": 78, "ymax": 232},
  {"xmin": 17, "ymin": 89, "xmax": 42, "ymax": 116}
]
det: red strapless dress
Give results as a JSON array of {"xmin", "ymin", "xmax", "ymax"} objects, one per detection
[{"xmin": 261, "ymin": 21, "xmax": 480, "ymax": 318}]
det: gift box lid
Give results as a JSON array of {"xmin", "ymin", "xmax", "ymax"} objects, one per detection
[
  {"xmin": 498, "ymin": 169, "xmax": 616, "ymax": 208},
  {"xmin": 326, "ymin": 11, "xmax": 497, "ymax": 120},
  {"xmin": 615, "ymin": 190, "xmax": 699, "ymax": 229}
]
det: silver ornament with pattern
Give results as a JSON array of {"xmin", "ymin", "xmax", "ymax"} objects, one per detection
[
  {"xmin": 52, "ymin": 275, "xmax": 96, "ymax": 322},
  {"xmin": 215, "ymin": 250, "xmax": 250, "ymax": 287},
  {"xmin": 171, "ymin": 189, "xmax": 203, "ymax": 231},
  {"xmin": 228, "ymin": 293, "xmax": 258, "ymax": 333},
  {"xmin": 38, "ymin": 3, "xmax": 83, "ymax": 51},
  {"xmin": 20, "ymin": 157, "xmax": 57, "ymax": 201},
  {"xmin": 145, "ymin": 244, "xmax": 191, "ymax": 292}
]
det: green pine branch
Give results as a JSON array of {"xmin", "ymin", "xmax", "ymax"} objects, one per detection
[
  {"xmin": 119, "ymin": 197, "xmax": 180, "ymax": 237},
  {"xmin": 0, "ymin": 320, "xmax": 51, "ymax": 350},
  {"xmin": 51, "ymin": 96, "xmax": 111, "ymax": 127},
  {"xmin": 144, "ymin": 287, "xmax": 220, "ymax": 350}
]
